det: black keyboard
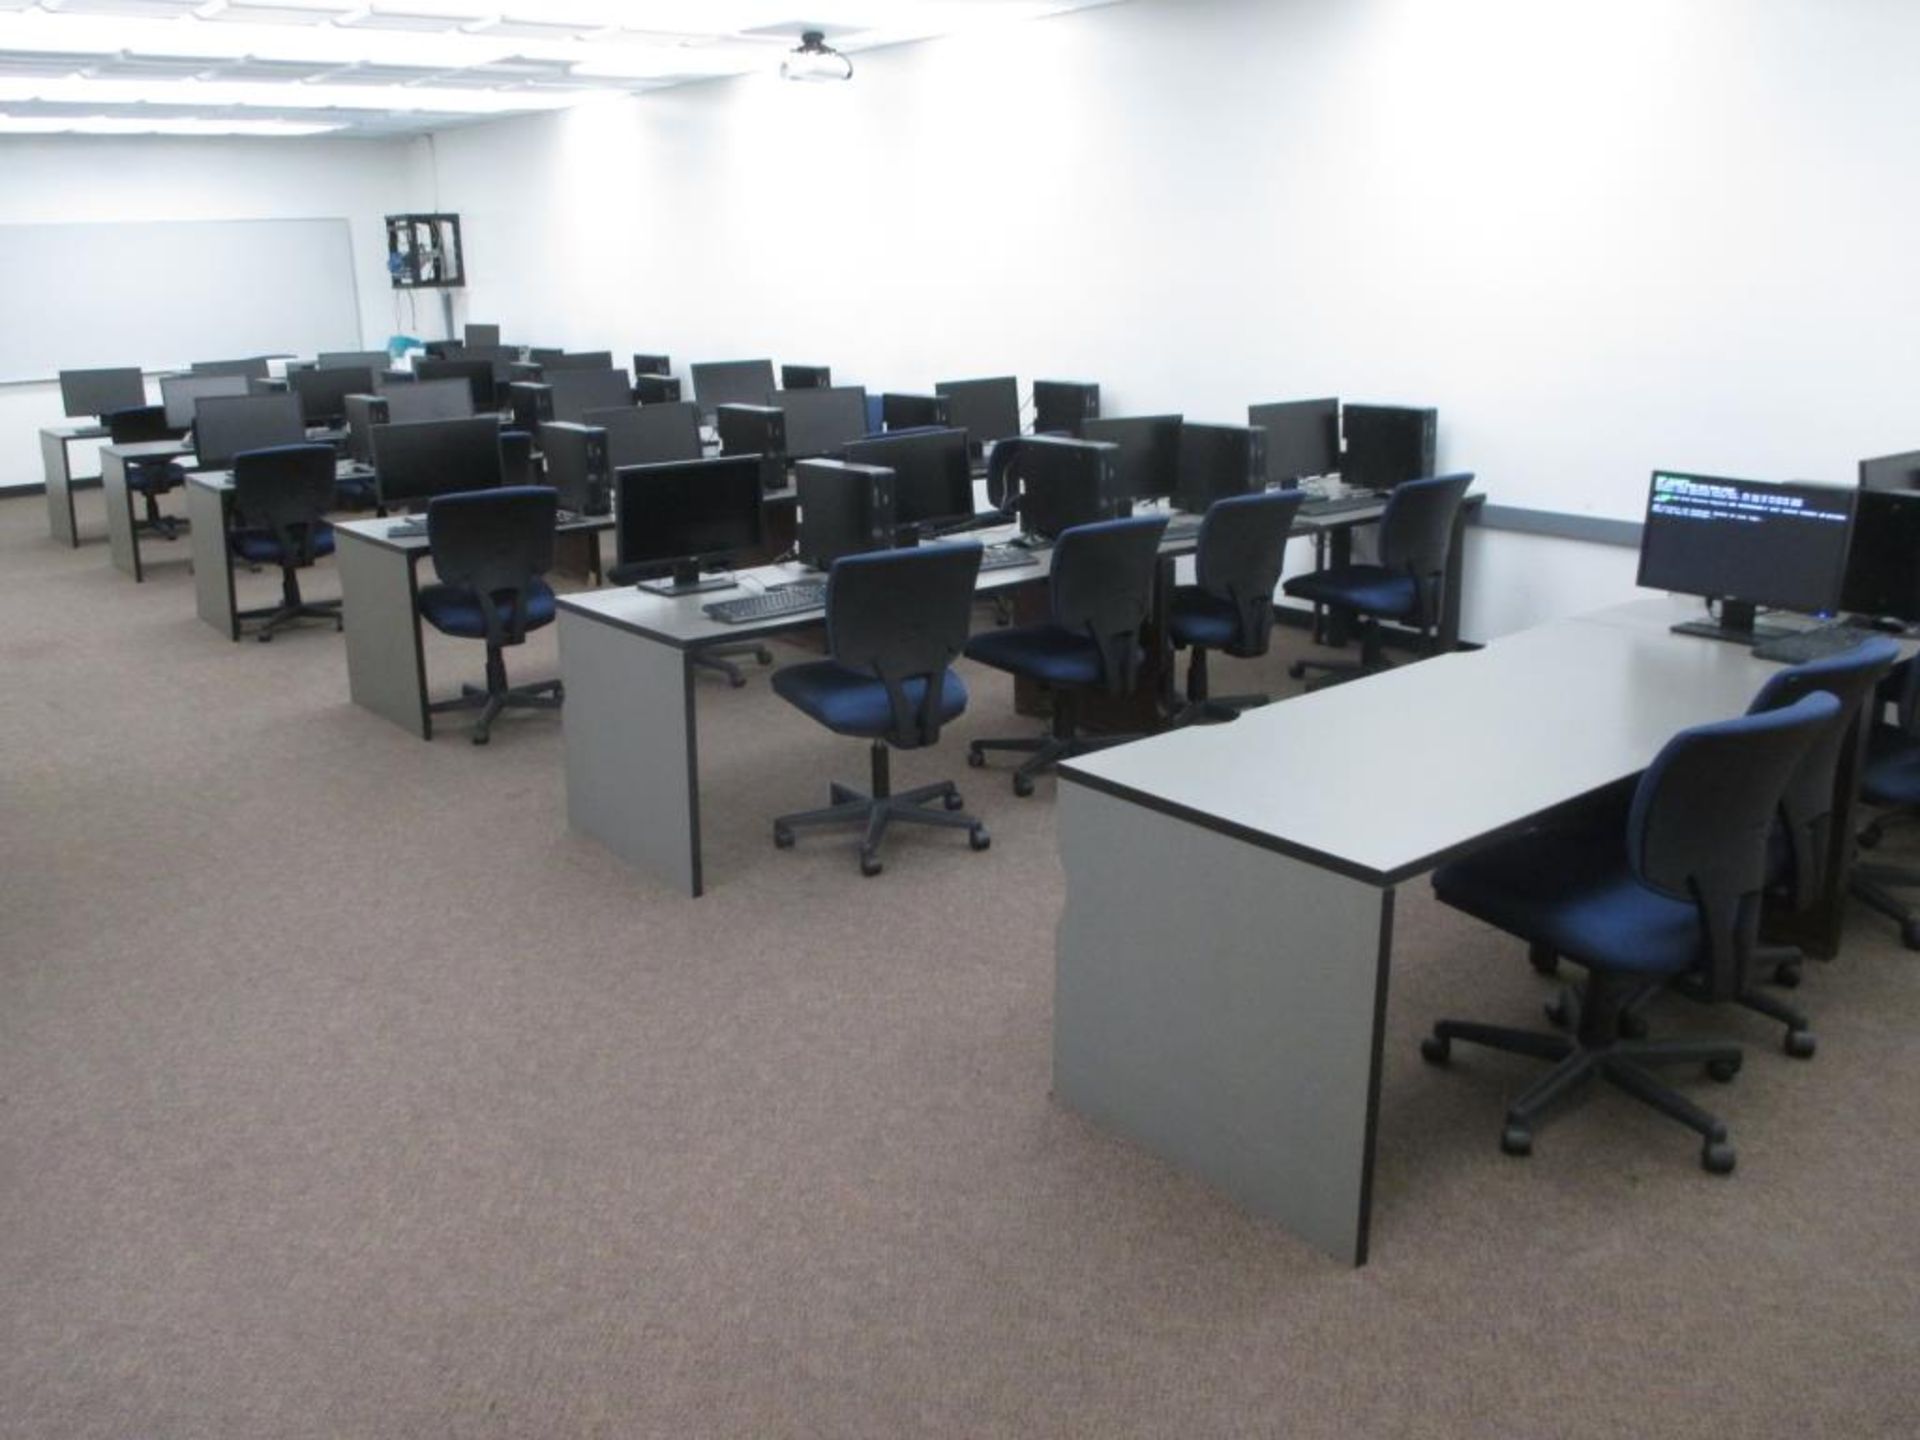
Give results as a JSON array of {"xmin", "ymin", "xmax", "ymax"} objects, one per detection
[
  {"xmin": 386, "ymin": 520, "xmax": 427, "ymax": 539},
  {"xmin": 980, "ymin": 544, "xmax": 1041, "ymax": 573},
  {"xmin": 1160, "ymin": 516, "xmax": 1203, "ymax": 541},
  {"xmin": 1751, "ymin": 624, "xmax": 1878, "ymax": 665},
  {"xmin": 1300, "ymin": 492, "xmax": 1384, "ymax": 518},
  {"xmin": 703, "ymin": 582, "xmax": 828, "ymax": 625}
]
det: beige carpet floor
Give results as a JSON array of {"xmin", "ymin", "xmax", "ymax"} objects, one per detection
[{"xmin": 2, "ymin": 490, "xmax": 1917, "ymax": 1439}]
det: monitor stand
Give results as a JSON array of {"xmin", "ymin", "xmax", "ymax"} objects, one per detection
[
  {"xmin": 636, "ymin": 559, "xmax": 737, "ymax": 597},
  {"xmin": 1669, "ymin": 599, "xmax": 1800, "ymax": 645}
]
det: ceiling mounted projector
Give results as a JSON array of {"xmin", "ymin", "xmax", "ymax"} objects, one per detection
[{"xmin": 780, "ymin": 31, "xmax": 854, "ymax": 83}]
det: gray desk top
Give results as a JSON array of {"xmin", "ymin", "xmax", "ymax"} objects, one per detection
[
  {"xmin": 186, "ymin": 459, "xmax": 375, "ymax": 494},
  {"xmin": 1058, "ymin": 595, "xmax": 1820, "ymax": 886},
  {"xmin": 43, "ymin": 422, "xmax": 110, "ymax": 441}
]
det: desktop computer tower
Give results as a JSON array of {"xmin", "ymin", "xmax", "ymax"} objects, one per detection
[
  {"xmin": 508, "ymin": 382, "xmax": 555, "ymax": 431},
  {"xmin": 717, "ymin": 404, "xmax": 789, "ymax": 494},
  {"xmin": 1341, "ymin": 404, "xmax": 1438, "ymax": 492},
  {"xmin": 344, "ymin": 393, "xmax": 391, "ymax": 465},
  {"xmin": 632, "ymin": 374, "xmax": 683, "ymax": 404},
  {"xmin": 540, "ymin": 421, "xmax": 612, "ymax": 517},
  {"xmin": 1177, "ymin": 423, "xmax": 1267, "ymax": 513},
  {"xmin": 1014, "ymin": 436, "xmax": 1125, "ymax": 540},
  {"xmin": 632, "ymin": 353, "xmax": 672, "ymax": 379},
  {"xmin": 508, "ymin": 360, "xmax": 546, "ymax": 384},
  {"xmin": 781, "ymin": 364, "xmax": 832, "ymax": 390},
  {"xmin": 1033, "ymin": 380, "xmax": 1100, "ymax": 437},
  {"xmin": 882, "ymin": 392, "xmax": 951, "ymax": 431},
  {"xmin": 797, "ymin": 460, "xmax": 897, "ymax": 569}
]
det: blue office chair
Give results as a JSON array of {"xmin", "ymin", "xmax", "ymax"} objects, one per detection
[
  {"xmin": 1283, "ymin": 472, "xmax": 1473, "ymax": 681},
  {"xmin": 229, "ymin": 443, "xmax": 342, "ymax": 641},
  {"xmin": 1423, "ymin": 692, "xmax": 1838, "ymax": 1173},
  {"xmin": 105, "ymin": 405, "xmax": 189, "ymax": 539},
  {"xmin": 964, "ymin": 514, "xmax": 1168, "ymax": 795},
  {"xmin": 772, "ymin": 543, "xmax": 990, "ymax": 876},
  {"xmin": 1168, "ymin": 488, "xmax": 1305, "ymax": 722},
  {"xmin": 419, "ymin": 486, "xmax": 563, "ymax": 745},
  {"xmin": 1849, "ymin": 657, "xmax": 1920, "ymax": 949}
]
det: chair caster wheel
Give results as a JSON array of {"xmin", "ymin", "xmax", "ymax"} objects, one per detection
[
  {"xmin": 1500, "ymin": 1125, "xmax": 1532, "ymax": 1158},
  {"xmin": 1858, "ymin": 822, "xmax": 1883, "ymax": 850},
  {"xmin": 1702, "ymin": 1140, "xmax": 1737, "ymax": 1175},
  {"xmin": 1528, "ymin": 948, "xmax": 1558, "ymax": 977},
  {"xmin": 1618, "ymin": 1010, "xmax": 1649, "ymax": 1040},
  {"xmin": 729, "ymin": 672, "xmax": 746, "ymax": 689},
  {"xmin": 1902, "ymin": 919, "xmax": 1920, "ymax": 952},
  {"xmin": 552, "ymin": 683, "xmax": 564, "ymax": 702},
  {"xmin": 754, "ymin": 647, "xmax": 772, "ymax": 665},
  {"xmin": 967, "ymin": 749, "xmax": 985, "ymax": 769},
  {"xmin": 1784, "ymin": 1030, "xmax": 1816, "ymax": 1060},
  {"xmin": 1543, "ymin": 998, "xmax": 1571, "ymax": 1030},
  {"xmin": 943, "ymin": 791, "xmax": 965, "ymax": 811},
  {"xmin": 1419, "ymin": 1035, "xmax": 1450, "ymax": 1065},
  {"xmin": 472, "ymin": 729, "xmax": 490, "ymax": 746},
  {"xmin": 1012, "ymin": 774, "xmax": 1035, "ymax": 798},
  {"xmin": 773, "ymin": 825, "xmax": 795, "ymax": 850},
  {"xmin": 969, "ymin": 825, "xmax": 991, "ymax": 852},
  {"xmin": 859, "ymin": 852, "xmax": 883, "ymax": 877},
  {"xmin": 1287, "ymin": 661, "xmax": 1306, "ymax": 680},
  {"xmin": 1706, "ymin": 1057, "xmax": 1741, "ymax": 1083},
  {"xmin": 1773, "ymin": 961, "xmax": 1801, "ymax": 988}
]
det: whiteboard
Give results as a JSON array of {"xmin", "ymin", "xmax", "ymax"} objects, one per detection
[{"xmin": 0, "ymin": 217, "xmax": 363, "ymax": 382}]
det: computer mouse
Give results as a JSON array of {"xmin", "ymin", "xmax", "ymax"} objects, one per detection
[{"xmin": 1869, "ymin": 615, "xmax": 1908, "ymax": 634}]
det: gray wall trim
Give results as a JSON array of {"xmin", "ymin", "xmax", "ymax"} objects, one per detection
[{"xmin": 1471, "ymin": 503, "xmax": 1642, "ymax": 548}]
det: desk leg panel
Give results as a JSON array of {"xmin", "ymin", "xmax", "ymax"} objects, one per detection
[
  {"xmin": 188, "ymin": 485, "xmax": 236, "ymax": 639},
  {"xmin": 102, "ymin": 451, "xmax": 140, "ymax": 580},
  {"xmin": 41, "ymin": 430, "xmax": 77, "ymax": 547},
  {"xmin": 338, "ymin": 534, "xmax": 430, "ymax": 738},
  {"xmin": 560, "ymin": 614, "xmax": 700, "ymax": 897},
  {"xmin": 1054, "ymin": 783, "xmax": 1392, "ymax": 1266}
]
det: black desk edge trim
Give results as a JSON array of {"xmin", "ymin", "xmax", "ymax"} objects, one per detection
[{"xmin": 1471, "ymin": 504, "xmax": 1640, "ymax": 548}]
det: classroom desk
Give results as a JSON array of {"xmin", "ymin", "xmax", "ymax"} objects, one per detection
[
  {"xmin": 40, "ymin": 421, "xmax": 110, "ymax": 547},
  {"xmin": 103, "ymin": 441, "xmax": 200, "ymax": 582},
  {"xmin": 1048, "ymin": 595, "xmax": 1849, "ymax": 1267},
  {"xmin": 184, "ymin": 462, "xmax": 375, "ymax": 639},
  {"xmin": 334, "ymin": 512, "xmax": 614, "ymax": 737}
]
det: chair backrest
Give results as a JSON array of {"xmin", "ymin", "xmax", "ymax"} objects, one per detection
[
  {"xmin": 231, "ymin": 444, "xmax": 338, "ymax": 567},
  {"xmin": 104, "ymin": 404, "xmax": 180, "ymax": 445},
  {"xmin": 1196, "ymin": 488, "xmax": 1305, "ymax": 658},
  {"xmin": 426, "ymin": 486, "xmax": 558, "ymax": 647},
  {"xmin": 826, "ymin": 542, "xmax": 985, "ymax": 748},
  {"xmin": 1627, "ymin": 692, "xmax": 1840, "ymax": 1000},
  {"xmin": 1379, "ymin": 472, "xmax": 1473, "ymax": 627},
  {"xmin": 1746, "ymin": 637, "xmax": 1901, "ymax": 910},
  {"xmin": 1050, "ymin": 514, "xmax": 1169, "ymax": 694}
]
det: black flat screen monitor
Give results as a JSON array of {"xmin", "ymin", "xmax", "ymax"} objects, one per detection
[
  {"xmin": 548, "ymin": 368, "xmax": 635, "ymax": 424},
  {"xmin": 316, "ymin": 350, "xmax": 388, "ymax": 371},
  {"xmin": 582, "ymin": 402, "xmax": 703, "ymax": 467},
  {"xmin": 160, "ymin": 373, "xmax": 249, "ymax": 429},
  {"xmin": 882, "ymin": 393, "xmax": 949, "ymax": 431},
  {"xmin": 289, "ymin": 365, "xmax": 375, "ymax": 427},
  {"xmin": 1341, "ymin": 404, "xmax": 1436, "ymax": 492},
  {"xmin": 192, "ymin": 392, "xmax": 305, "ymax": 470},
  {"xmin": 191, "ymin": 357, "xmax": 273, "ymax": 381},
  {"xmin": 544, "ymin": 351, "xmax": 615, "ymax": 374},
  {"xmin": 615, "ymin": 455, "xmax": 765, "ymax": 595},
  {"xmin": 691, "ymin": 359, "xmax": 778, "ymax": 418},
  {"xmin": 845, "ymin": 428, "xmax": 975, "ymax": 530},
  {"xmin": 1840, "ymin": 489, "xmax": 1920, "ymax": 623},
  {"xmin": 463, "ymin": 324, "xmax": 501, "ymax": 348},
  {"xmin": 1859, "ymin": 450, "xmax": 1920, "ymax": 492},
  {"xmin": 1637, "ymin": 471, "xmax": 1857, "ymax": 642},
  {"xmin": 60, "ymin": 367, "xmax": 146, "ymax": 418},
  {"xmin": 385, "ymin": 376, "xmax": 475, "ymax": 424},
  {"xmin": 1248, "ymin": 398, "xmax": 1339, "ymax": 486},
  {"xmin": 371, "ymin": 416, "xmax": 504, "ymax": 508},
  {"xmin": 774, "ymin": 385, "xmax": 870, "ymax": 459},
  {"xmin": 415, "ymin": 358, "xmax": 499, "ymax": 411},
  {"xmin": 1082, "ymin": 416, "xmax": 1183, "ymax": 501},
  {"xmin": 934, "ymin": 376, "xmax": 1022, "ymax": 459}
]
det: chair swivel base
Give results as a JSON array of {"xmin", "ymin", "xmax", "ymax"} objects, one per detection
[
  {"xmin": 967, "ymin": 730, "xmax": 1137, "ymax": 797},
  {"xmin": 1565, "ymin": 949, "xmax": 1818, "ymax": 1059},
  {"xmin": 773, "ymin": 744, "xmax": 988, "ymax": 877},
  {"xmin": 1171, "ymin": 692, "xmax": 1272, "ymax": 726},
  {"xmin": 696, "ymin": 640, "xmax": 774, "ymax": 689},
  {"xmin": 430, "ymin": 651, "xmax": 562, "ymax": 745},
  {"xmin": 239, "ymin": 591, "xmax": 341, "ymax": 643},
  {"xmin": 1850, "ymin": 865, "xmax": 1920, "ymax": 951}
]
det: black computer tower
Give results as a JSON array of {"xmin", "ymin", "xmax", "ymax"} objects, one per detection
[
  {"xmin": 540, "ymin": 421, "xmax": 612, "ymax": 517},
  {"xmin": 1341, "ymin": 404, "xmax": 1438, "ymax": 492},
  {"xmin": 797, "ymin": 460, "xmax": 897, "ymax": 569},
  {"xmin": 881, "ymin": 392, "xmax": 951, "ymax": 431},
  {"xmin": 508, "ymin": 382, "xmax": 554, "ymax": 430},
  {"xmin": 1033, "ymin": 380, "xmax": 1100, "ymax": 437},
  {"xmin": 632, "ymin": 353, "xmax": 671, "ymax": 379},
  {"xmin": 344, "ymin": 393, "xmax": 391, "ymax": 465},
  {"xmin": 717, "ymin": 404, "xmax": 786, "ymax": 457},
  {"xmin": 1177, "ymin": 423, "xmax": 1267, "ymax": 513},
  {"xmin": 1014, "ymin": 436, "xmax": 1125, "ymax": 540},
  {"xmin": 508, "ymin": 360, "xmax": 545, "ymax": 384},
  {"xmin": 781, "ymin": 364, "xmax": 832, "ymax": 390}
]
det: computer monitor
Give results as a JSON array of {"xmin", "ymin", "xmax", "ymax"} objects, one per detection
[
  {"xmin": 582, "ymin": 402, "xmax": 703, "ymax": 468},
  {"xmin": 190, "ymin": 357, "xmax": 273, "ymax": 381},
  {"xmin": 463, "ymin": 323, "xmax": 501, "ymax": 348},
  {"xmin": 844, "ymin": 428, "xmax": 975, "ymax": 531},
  {"xmin": 773, "ymin": 385, "xmax": 870, "ymax": 459},
  {"xmin": 191, "ymin": 392, "xmax": 305, "ymax": 470},
  {"xmin": 543, "ymin": 351, "xmax": 616, "ymax": 374},
  {"xmin": 1033, "ymin": 380, "xmax": 1100, "ymax": 437},
  {"xmin": 1841, "ymin": 489, "xmax": 1920, "ymax": 624},
  {"xmin": 1859, "ymin": 450, "xmax": 1920, "ymax": 492},
  {"xmin": 160, "ymin": 373, "xmax": 250, "ymax": 429},
  {"xmin": 59, "ymin": 367, "xmax": 146, "ymax": 419},
  {"xmin": 1637, "ymin": 471, "xmax": 1857, "ymax": 643},
  {"xmin": 881, "ymin": 393, "xmax": 950, "ymax": 431},
  {"xmin": 1012, "ymin": 435, "xmax": 1124, "ymax": 540},
  {"xmin": 289, "ymin": 365, "xmax": 375, "ymax": 427},
  {"xmin": 1248, "ymin": 398, "xmax": 1339, "ymax": 487},
  {"xmin": 1342, "ymin": 404, "xmax": 1437, "ymax": 492},
  {"xmin": 934, "ymin": 376, "xmax": 1022, "ymax": 459},
  {"xmin": 1081, "ymin": 416, "xmax": 1182, "ymax": 502},
  {"xmin": 371, "ymin": 416, "xmax": 504, "ymax": 510},
  {"xmin": 415, "ymin": 357, "xmax": 498, "ymax": 412},
  {"xmin": 690, "ymin": 359, "xmax": 778, "ymax": 418},
  {"xmin": 1177, "ymin": 423, "xmax": 1267, "ymax": 513},
  {"xmin": 614, "ymin": 455, "xmax": 765, "ymax": 595},
  {"xmin": 548, "ymin": 368, "xmax": 635, "ymax": 424},
  {"xmin": 316, "ymin": 350, "xmax": 389, "ymax": 372},
  {"xmin": 385, "ymin": 376, "xmax": 474, "ymax": 424},
  {"xmin": 781, "ymin": 364, "xmax": 832, "ymax": 390}
]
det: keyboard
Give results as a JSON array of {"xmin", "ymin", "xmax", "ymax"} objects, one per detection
[
  {"xmin": 386, "ymin": 520, "xmax": 427, "ymax": 539},
  {"xmin": 703, "ymin": 582, "xmax": 828, "ymax": 625},
  {"xmin": 1751, "ymin": 624, "xmax": 1878, "ymax": 665},
  {"xmin": 979, "ymin": 543, "xmax": 1041, "ymax": 573},
  {"xmin": 1299, "ymin": 492, "xmax": 1385, "ymax": 518},
  {"xmin": 1160, "ymin": 515, "xmax": 1203, "ymax": 541}
]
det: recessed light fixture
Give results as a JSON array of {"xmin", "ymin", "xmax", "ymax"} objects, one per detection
[{"xmin": 779, "ymin": 30, "xmax": 851, "ymax": 83}]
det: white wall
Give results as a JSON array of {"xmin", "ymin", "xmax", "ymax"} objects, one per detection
[{"xmin": 0, "ymin": 134, "xmax": 414, "ymax": 492}]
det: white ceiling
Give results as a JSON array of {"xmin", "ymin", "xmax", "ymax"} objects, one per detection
[{"xmin": 0, "ymin": 0, "xmax": 1122, "ymax": 139}]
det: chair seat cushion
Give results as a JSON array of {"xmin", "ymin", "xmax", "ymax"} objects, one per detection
[
  {"xmin": 230, "ymin": 524, "xmax": 334, "ymax": 565},
  {"xmin": 1861, "ymin": 725, "xmax": 1920, "ymax": 807},
  {"xmin": 1283, "ymin": 564, "xmax": 1418, "ymax": 618},
  {"xmin": 1433, "ymin": 819, "xmax": 1702, "ymax": 977},
  {"xmin": 417, "ymin": 579, "xmax": 557, "ymax": 639},
  {"xmin": 128, "ymin": 460, "xmax": 185, "ymax": 493},
  {"xmin": 964, "ymin": 624, "xmax": 1140, "ymax": 688},
  {"xmin": 1167, "ymin": 587, "xmax": 1240, "ymax": 649},
  {"xmin": 773, "ymin": 660, "xmax": 968, "ymax": 739}
]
